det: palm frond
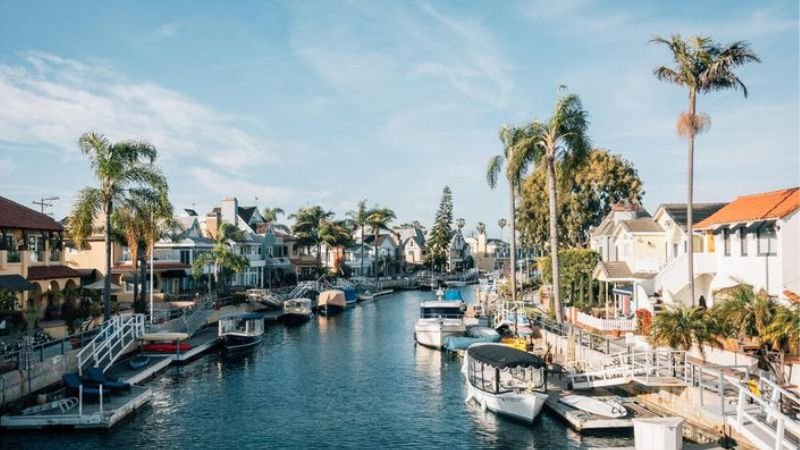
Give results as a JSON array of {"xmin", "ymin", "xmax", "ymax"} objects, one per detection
[
  {"xmin": 68, "ymin": 187, "xmax": 103, "ymax": 249},
  {"xmin": 486, "ymin": 154, "xmax": 504, "ymax": 189}
]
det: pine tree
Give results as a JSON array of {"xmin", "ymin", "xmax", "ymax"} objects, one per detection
[{"xmin": 426, "ymin": 186, "xmax": 453, "ymax": 271}]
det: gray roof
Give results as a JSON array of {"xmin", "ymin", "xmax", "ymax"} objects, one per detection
[
  {"xmin": 596, "ymin": 261, "xmax": 657, "ymax": 280},
  {"xmin": 658, "ymin": 203, "xmax": 727, "ymax": 231},
  {"xmin": 619, "ymin": 219, "xmax": 663, "ymax": 233}
]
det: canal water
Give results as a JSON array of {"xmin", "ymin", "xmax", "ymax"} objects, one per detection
[{"xmin": 2, "ymin": 288, "xmax": 634, "ymax": 449}]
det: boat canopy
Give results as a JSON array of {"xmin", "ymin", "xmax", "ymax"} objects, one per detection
[
  {"xmin": 467, "ymin": 344, "xmax": 546, "ymax": 369},
  {"xmin": 221, "ymin": 312, "xmax": 264, "ymax": 321},
  {"xmin": 317, "ymin": 290, "xmax": 346, "ymax": 308},
  {"xmin": 443, "ymin": 289, "xmax": 463, "ymax": 301}
]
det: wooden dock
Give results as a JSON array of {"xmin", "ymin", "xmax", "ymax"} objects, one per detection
[{"xmin": 0, "ymin": 386, "xmax": 152, "ymax": 430}]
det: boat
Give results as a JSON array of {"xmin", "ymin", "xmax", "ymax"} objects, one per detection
[
  {"xmin": 128, "ymin": 354, "xmax": 151, "ymax": 370},
  {"xmin": 462, "ymin": 343, "xmax": 549, "ymax": 423},
  {"xmin": 281, "ymin": 298, "xmax": 313, "ymax": 325},
  {"xmin": 414, "ymin": 300, "xmax": 467, "ymax": 349},
  {"xmin": 341, "ymin": 287, "xmax": 358, "ymax": 307},
  {"xmin": 357, "ymin": 291, "xmax": 375, "ymax": 301},
  {"xmin": 445, "ymin": 280, "xmax": 467, "ymax": 287},
  {"xmin": 443, "ymin": 326, "xmax": 501, "ymax": 352},
  {"xmin": 443, "ymin": 288, "xmax": 463, "ymax": 301},
  {"xmin": 139, "ymin": 332, "xmax": 192, "ymax": 353},
  {"xmin": 316, "ymin": 289, "xmax": 346, "ymax": 316},
  {"xmin": 218, "ymin": 313, "xmax": 264, "ymax": 351},
  {"xmin": 558, "ymin": 395, "xmax": 627, "ymax": 418}
]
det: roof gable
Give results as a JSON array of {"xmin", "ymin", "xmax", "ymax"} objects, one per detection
[
  {"xmin": 696, "ymin": 187, "xmax": 800, "ymax": 228},
  {"xmin": 655, "ymin": 203, "xmax": 727, "ymax": 231}
]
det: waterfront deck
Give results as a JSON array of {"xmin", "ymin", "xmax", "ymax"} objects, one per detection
[
  {"xmin": 544, "ymin": 378, "xmax": 660, "ymax": 431},
  {"xmin": 110, "ymin": 355, "xmax": 173, "ymax": 385},
  {"xmin": 1, "ymin": 386, "xmax": 152, "ymax": 430}
]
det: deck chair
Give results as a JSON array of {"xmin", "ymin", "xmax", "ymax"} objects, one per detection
[{"xmin": 85, "ymin": 367, "xmax": 131, "ymax": 394}]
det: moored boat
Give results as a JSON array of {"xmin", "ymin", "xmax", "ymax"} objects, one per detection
[
  {"xmin": 462, "ymin": 343, "xmax": 549, "ymax": 423},
  {"xmin": 139, "ymin": 332, "xmax": 192, "ymax": 353},
  {"xmin": 316, "ymin": 289, "xmax": 346, "ymax": 316},
  {"xmin": 442, "ymin": 326, "xmax": 501, "ymax": 352},
  {"xmin": 414, "ymin": 299, "xmax": 466, "ymax": 349},
  {"xmin": 445, "ymin": 280, "xmax": 467, "ymax": 287},
  {"xmin": 218, "ymin": 313, "xmax": 264, "ymax": 351},
  {"xmin": 342, "ymin": 287, "xmax": 358, "ymax": 307},
  {"xmin": 558, "ymin": 395, "xmax": 627, "ymax": 418},
  {"xmin": 281, "ymin": 298, "xmax": 313, "ymax": 325}
]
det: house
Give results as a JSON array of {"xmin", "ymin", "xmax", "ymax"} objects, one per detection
[
  {"xmin": 0, "ymin": 195, "xmax": 81, "ymax": 316},
  {"xmin": 204, "ymin": 197, "xmax": 266, "ymax": 287},
  {"xmin": 683, "ymin": 187, "xmax": 799, "ymax": 306},
  {"xmin": 341, "ymin": 243, "xmax": 374, "ymax": 277},
  {"xmin": 362, "ymin": 233, "xmax": 403, "ymax": 276},
  {"xmin": 446, "ymin": 228, "xmax": 471, "ymax": 272},
  {"xmin": 465, "ymin": 232, "xmax": 510, "ymax": 273},
  {"xmin": 652, "ymin": 203, "xmax": 727, "ymax": 264},
  {"xmin": 152, "ymin": 213, "xmax": 214, "ymax": 296},
  {"xmin": 395, "ymin": 225, "xmax": 426, "ymax": 267},
  {"xmin": 256, "ymin": 224, "xmax": 293, "ymax": 286},
  {"xmin": 591, "ymin": 202, "xmax": 665, "ymax": 316}
]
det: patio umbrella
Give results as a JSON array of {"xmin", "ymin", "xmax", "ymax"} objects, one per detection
[{"xmin": 83, "ymin": 279, "xmax": 121, "ymax": 291}]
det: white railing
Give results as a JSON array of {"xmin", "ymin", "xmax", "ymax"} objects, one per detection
[
  {"xmin": 575, "ymin": 310, "xmax": 636, "ymax": 332},
  {"xmin": 76, "ymin": 314, "xmax": 146, "ymax": 375},
  {"xmin": 730, "ymin": 376, "xmax": 800, "ymax": 450},
  {"xmin": 568, "ymin": 349, "xmax": 688, "ymax": 389}
]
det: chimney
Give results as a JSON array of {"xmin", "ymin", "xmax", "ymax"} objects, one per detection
[{"xmin": 221, "ymin": 197, "xmax": 238, "ymax": 226}]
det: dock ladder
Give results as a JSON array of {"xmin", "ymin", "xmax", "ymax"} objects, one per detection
[{"xmin": 76, "ymin": 314, "xmax": 146, "ymax": 375}]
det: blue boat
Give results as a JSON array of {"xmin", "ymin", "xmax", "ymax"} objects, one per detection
[
  {"xmin": 443, "ymin": 289, "xmax": 463, "ymax": 301},
  {"xmin": 442, "ymin": 327, "xmax": 501, "ymax": 352},
  {"xmin": 342, "ymin": 287, "xmax": 358, "ymax": 306}
]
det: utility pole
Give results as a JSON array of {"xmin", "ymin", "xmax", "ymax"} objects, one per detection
[{"xmin": 32, "ymin": 196, "xmax": 59, "ymax": 215}]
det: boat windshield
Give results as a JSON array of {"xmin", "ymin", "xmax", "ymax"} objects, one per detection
[{"xmin": 420, "ymin": 306, "xmax": 464, "ymax": 319}]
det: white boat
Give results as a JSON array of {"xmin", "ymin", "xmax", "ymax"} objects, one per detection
[
  {"xmin": 558, "ymin": 395, "xmax": 627, "ymax": 418},
  {"xmin": 218, "ymin": 313, "xmax": 264, "ymax": 351},
  {"xmin": 281, "ymin": 298, "xmax": 313, "ymax": 325},
  {"xmin": 445, "ymin": 280, "xmax": 467, "ymax": 287},
  {"xmin": 414, "ymin": 300, "xmax": 466, "ymax": 349},
  {"xmin": 462, "ymin": 343, "xmax": 549, "ymax": 422}
]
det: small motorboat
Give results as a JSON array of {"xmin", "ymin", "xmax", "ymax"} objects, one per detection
[
  {"xmin": 316, "ymin": 290, "xmax": 346, "ymax": 316},
  {"xmin": 281, "ymin": 298, "xmax": 313, "ymax": 325},
  {"xmin": 139, "ymin": 332, "xmax": 192, "ymax": 353},
  {"xmin": 462, "ymin": 344, "xmax": 549, "ymax": 422},
  {"xmin": 558, "ymin": 395, "xmax": 627, "ymax": 418},
  {"xmin": 414, "ymin": 300, "xmax": 466, "ymax": 349},
  {"xmin": 443, "ymin": 327, "xmax": 501, "ymax": 352},
  {"xmin": 128, "ymin": 354, "xmax": 151, "ymax": 370},
  {"xmin": 342, "ymin": 287, "xmax": 358, "ymax": 307},
  {"xmin": 219, "ymin": 313, "xmax": 264, "ymax": 351}
]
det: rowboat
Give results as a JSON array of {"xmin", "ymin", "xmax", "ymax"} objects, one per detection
[{"xmin": 558, "ymin": 395, "xmax": 627, "ymax": 418}]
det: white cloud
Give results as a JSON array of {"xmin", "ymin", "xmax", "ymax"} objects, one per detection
[
  {"xmin": 0, "ymin": 52, "xmax": 278, "ymax": 171},
  {"xmin": 188, "ymin": 167, "xmax": 325, "ymax": 205}
]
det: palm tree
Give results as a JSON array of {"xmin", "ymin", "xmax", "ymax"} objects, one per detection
[
  {"xmin": 650, "ymin": 305, "xmax": 721, "ymax": 359},
  {"xmin": 367, "ymin": 207, "xmax": 396, "ymax": 277},
  {"xmin": 487, "ymin": 125, "xmax": 530, "ymax": 303},
  {"xmin": 476, "ymin": 222, "xmax": 486, "ymax": 235},
  {"xmin": 710, "ymin": 284, "xmax": 775, "ymax": 342},
  {"xmin": 513, "ymin": 94, "xmax": 591, "ymax": 323},
  {"xmin": 763, "ymin": 304, "xmax": 800, "ymax": 353},
  {"xmin": 651, "ymin": 35, "xmax": 759, "ymax": 305},
  {"xmin": 346, "ymin": 200, "xmax": 374, "ymax": 277},
  {"xmin": 497, "ymin": 218, "xmax": 506, "ymax": 240},
  {"xmin": 319, "ymin": 220, "xmax": 354, "ymax": 276},
  {"xmin": 192, "ymin": 223, "xmax": 248, "ymax": 294},
  {"xmin": 262, "ymin": 207, "xmax": 290, "ymax": 233},
  {"xmin": 69, "ymin": 132, "xmax": 167, "ymax": 320},
  {"xmin": 290, "ymin": 206, "xmax": 335, "ymax": 274}
]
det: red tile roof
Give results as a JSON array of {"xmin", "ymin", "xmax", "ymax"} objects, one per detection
[
  {"xmin": 784, "ymin": 290, "xmax": 800, "ymax": 304},
  {"xmin": 27, "ymin": 265, "xmax": 81, "ymax": 280},
  {"xmin": 0, "ymin": 196, "xmax": 64, "ymax": 232},
  {"xmin": 695, "ymin": 187, "xmax": 800, "ymax": 229}
]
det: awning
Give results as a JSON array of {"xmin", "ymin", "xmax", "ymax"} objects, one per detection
[
  {"xmin": 467, "ymin": 344, "xmax": 546, "ymax": 369},
  {"xmin": 0, "ymin": 274, "xmax": 35, "ymax": 291},
  {"xmin": 161, "ymin": 269, "xmax": 187, "ymax": 278},
  {"xmin": 612, "ymin": 285, "xmax": 634, "ymax": 296}
]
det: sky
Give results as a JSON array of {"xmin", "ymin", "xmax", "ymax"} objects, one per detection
[{"xmin": 0, "ymin": 0, "xmax": 798, "ymax": 236}]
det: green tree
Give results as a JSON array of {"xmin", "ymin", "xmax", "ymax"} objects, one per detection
[
  {"xmin": 710, "ymin": 284, "xmax": 775, "ymax": 342},
  {"xmin": 192, "ymin": 223, "xmax": 249, "ymax": 294},
  {"xmin": 319, "ymin": 220, "xmax": 354, "ymax": 276},
  {"xmin": 367, "ymin": 207, "xmax": 396, "ymax": 277},
  {"xmin": 262, "ymin": 207, "xmax": 290, "ymax": 233},
  {"xmin": 487, "ymin": 125, "xmax": 532, "ymax": 302},
  {"xmin": 290, "ymin": 206, "xmax": 335, "ymax": 274},
  {"xmin": 650, "ymin": 305, "xmax": 721, "ymax": 359},
  {"xmin": 537, "ymin": 249, "xmax": 599, "ymax": 308},
  {"xmin": 0, "ymin": 289, "xmax": 18, "ymax": 311},
  {"xmin": 519, "ymin": 149, "xmax": 644, "ymax": 248},
  {"xmin": 346, "ymin": 200, "xmax": 374, "ymax": 277},
  {"xmin": 512, "ymin": 94, "xmax": 591, "ymax": 323},
  {"xmin": 652, "ymin": 34, "xmax": 759, "ymax": 305},
  {"xmin": 69, "ymin": 132, "xmax": 167, "ymax": 320},
  {"xmin": 763, "ymin": 304, "xmax": 800, "ymax": 353},
  {"xmin": 426, "ymin": 186, "xmax": 454, "ymax": 272}
]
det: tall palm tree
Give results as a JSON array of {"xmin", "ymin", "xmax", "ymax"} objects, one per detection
[
  {"xmin": 487, "ymin": 125, "xmax": 530, "ymax": 303},
  {"xmin": 192, "ymin": 223, "xmax": 248, "ymax": 294},
  {"xmin": 650, "ymin": 305, "xmax": 721, "ymax": 360},
  {"xmin": 497, "ymin": 218, "xmax": 506, "ymax": 240},
  {"xmin": 367, "ymin": 207, "xmax": 396, "ymax": 277},
  {"xmin": 346, "ymin": 200, "xmax": 374, "ymax": 277},
  {"xmin": 513, "ymin": 94, "xmax": 591, "ymax": 323},
  {"xmin": 651, "ymin": 34, "xmax": 759, "ymax": 305},
  {"xmin": 262, "ymin": 207, "xmax": 290, "ymax": 233},
  {"xmin": 69, "ymin": 132, "xmax": 167, "ymax": 320},
  {"xmin": 290, "ymin": 206, "xmax": 335, "ymax": 274},
  {"xmin": 319, "ymin": 220, "xmax": 354, "ymax": 275},
  {"xmin": 476, "ymin": 222, "xmax": 486, "ymax": 235}
]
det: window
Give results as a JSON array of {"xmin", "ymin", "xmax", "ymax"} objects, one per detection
[
  {"xmin": 723, "ymin": 229, "xmax": 731, "ymax": 256},
  {"xmin": 180, "ymin": 250, "xmax": 191, "ymax": 265},
  {"xmin": 757, "ymin": 225, "xmax": 777, "ymax": 256},
  {"xmin": 673, "ymin": 243, "xmax": 679, "ymax": 258},
  {"xmin": 739, "ymin": 228, "xmax": 747, "ymax": 256}
]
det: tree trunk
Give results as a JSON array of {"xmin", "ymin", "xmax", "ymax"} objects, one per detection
[
  {"xmin": 686, "ymin": 89, "xmax": 697, "ymax": 307},
  {"xmin": 132, "ymin": 249, "xmax": 139, "ymax": 315},
  {"xmin": 140, "ymin": 251, "xmax": 147, "ymax": 311},
  {"xmin": 360, "ymin": 225, "xmax": 365, "ymax": 277},
  {"xmin": 373, "ymin": 234, "xmax": 379, "ymax": 277},
  {"xmin": 103, "ymin": 199, "xmax": 112, "ymax": 321},
  {"xmin": 546, "ymin": 155, "xmax": 563, "ymax": 323},
  {"xmin": 508, "ymin": 179, "xmax": 518, "ymax": 303},
  {"xmin": 317, "ymin": 243, "xmax": 322, "ymax": 276}
]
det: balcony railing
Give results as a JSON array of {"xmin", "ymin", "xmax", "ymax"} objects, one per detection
[
  {"xmin": 50, "ymin": 248, "xmax": 61, "ymax": 262},
  {"xmin": 7, "ymin": 250, "xmax": 20, "ymax": 263}
]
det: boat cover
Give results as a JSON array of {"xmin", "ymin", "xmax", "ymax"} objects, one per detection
[
  {"xmin": 220, "ymin": 312, "xmax": 264, "ymax": 320},
  {"xmin": 341, "ymin": 287, "xmax": 358, "ymax": 302},
  {"xmin": 138, "ymin": 332, "xmax": 189, "ymax": 341},
  {"xmin": 317, "ymin": 290, "xmax": 346, "ymax": 308},
  {"xmin": 467, "ymin": 344, "xmax": 546, "ymax": 369},
  {"xmin": 443, "ymin": 289, "xmax": 463, "ymax": 301},
  {"xmin": 443, "ymin": 335, "xmax": 502, "ymax": 352}
]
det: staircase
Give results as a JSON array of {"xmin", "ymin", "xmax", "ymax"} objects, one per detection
[
  {"xmin": 567, "ymin": 348, "xmax": 689, "ymax": 389},
  {"xmin": 156, "ymin": 296, "xmax": 215, "ymax": 335},
  {"xmin": 76, "ymin": 314, "xmax": 146, "ymax": 375},
  {"xmin": 654, "ymin": 252, "xmax": 716, "ymax": 301}
]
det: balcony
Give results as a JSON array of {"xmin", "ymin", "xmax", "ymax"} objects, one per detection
[{"xmin": 655, "ymin": 251, "xmax": 717, "ymax": 295}]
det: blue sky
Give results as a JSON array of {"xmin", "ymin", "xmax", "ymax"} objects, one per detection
[{"xmin": 0, "ymin": 0, "xmax": 797, "ymax": 235}]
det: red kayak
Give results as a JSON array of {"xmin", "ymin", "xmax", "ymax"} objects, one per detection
[{"xmin": 143, "ymin": 343, "xmax": 193, "ymax": 353}]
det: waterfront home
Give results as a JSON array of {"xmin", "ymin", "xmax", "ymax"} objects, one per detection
[
  {"xmin": 256, "ymin": 224, "xmax": 293, "ymax": 287},
  {"xmin": 0, "ymin": 195, "xmax": 80, "ymax": 316},
  {"xmin": 446, "ymin": 228, "xmax": 471, "ymax": 272},
  {"xmin": 465, "ymin": 230, "xmax": 510, "ymax": 273},
  {"xmin": 679, "ymin": 187, "xmax": 799, "ymax": 306},
  {"xmin": 202, "ymin": 198, "xmax": 266, "ymax": 287},
  {"xmin": 152, "ymin": 213, "xmax": 214, "ymax": 296},
  {"xmin": 395, "ymin": 225, "xmax": 427, "ymax": 268},
  {"xmin": 362, "ymin": 233, "xmax": 404, "ymax": 276},
  {"xmin": 340, "ymin": 243, "xmax": 374, "ymax": 277},
  {"xmin": 651, "ymin": 203, "xmax": 727, "ymax": 265}
]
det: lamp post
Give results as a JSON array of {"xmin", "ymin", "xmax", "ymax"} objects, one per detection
[{"xmin": 149, "ymin": 210, "xmax": 154, "ymax": 326}]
